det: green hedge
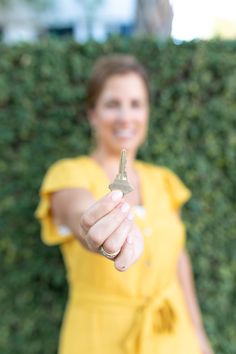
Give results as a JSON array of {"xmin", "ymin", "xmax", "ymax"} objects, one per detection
[{"xmin": 0, "ymin": 38, "xmax": 236, "ymax": 354}]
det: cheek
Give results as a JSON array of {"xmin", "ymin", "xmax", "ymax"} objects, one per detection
[
  {"xmin": 91, "ymin": 111, "xmax": 114, "ymax": 129},
  {"xmin": 137, "ymin": 112, "xmax": 149, "ymax": 139},
  {"xmin": 135, "ymin": 109, "xmax": 149, "ymax": 126},
  {"xmin": 98, "ymin": 108, "xmax": 119, "ymax": 123}
]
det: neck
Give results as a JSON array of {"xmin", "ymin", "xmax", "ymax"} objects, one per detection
[
  {"xmin": 90, "ymin": 146, "xmax": 137, "ymax": 171},
  {"xmin": 90, "ymin": 146, "xmax": 141, "ymax": 205}
]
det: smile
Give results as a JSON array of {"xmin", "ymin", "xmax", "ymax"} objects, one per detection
[{"xmin": 113, "ymin": 130, "xmax": 135, "ymax": 138}]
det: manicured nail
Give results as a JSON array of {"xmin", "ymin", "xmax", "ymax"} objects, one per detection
[
  {"xmin": 116, "ymin": 263, "xmax": 126, "ymax": 271},
  {"xmin": 121, "ymin": 202, "xmax": 130, "ymax": 213},
  {"xmin": 111, "ymin": 190, "xmax": 123, "ymax": 202}
]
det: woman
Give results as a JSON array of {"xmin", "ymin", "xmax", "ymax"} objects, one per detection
[{"xmin": 36, "ymin": 55, "xmax": 213, "ymax": 354}]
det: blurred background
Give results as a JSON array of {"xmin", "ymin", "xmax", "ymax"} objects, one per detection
[
  {"xmin": 0, "ymin": 1, "xmax": 236, "ymax": 354},
  {"xmin": 0, "ymin": 0, "xmax": 236, "ymax": 43}
]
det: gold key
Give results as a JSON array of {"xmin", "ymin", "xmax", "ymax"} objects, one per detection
[{"xmin": 109, "ymin": 149, "xmax": 133, "ymax": 195}]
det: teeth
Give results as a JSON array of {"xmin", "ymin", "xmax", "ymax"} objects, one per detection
[{"xmin": 114, "ymin": 130, "xmax": 134, "ymax": 138}]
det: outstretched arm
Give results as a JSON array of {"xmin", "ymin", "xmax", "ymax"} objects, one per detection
[
  {"xmin": 177, "ymin": 248, "xmax": 214, "ymax": 354},
  {"xmin": 51, "ymin": 189, "xmax": 143, "ymax": 271}
]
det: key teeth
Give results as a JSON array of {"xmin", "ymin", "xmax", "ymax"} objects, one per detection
[{"xmin": 109, "ymin": 180, "xmax": 133, "ymax": 195}]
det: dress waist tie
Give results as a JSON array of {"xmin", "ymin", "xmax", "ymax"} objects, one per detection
[
  {"xmin": 70, "ymin": 288, "xmax": 176, "ymax": 354},
  {"xmin": 123, "ymin": 293, "xmax": 176, "ymax": 354}
]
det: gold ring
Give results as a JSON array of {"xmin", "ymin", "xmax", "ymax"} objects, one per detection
[{"xmin": 99, "ymin": 245, "xmax": 120, "ymax": 259}]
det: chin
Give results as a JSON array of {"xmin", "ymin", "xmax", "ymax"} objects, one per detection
[{"xmin": 110, "ymin": 138, "xmax": 140, "ymax": 154}]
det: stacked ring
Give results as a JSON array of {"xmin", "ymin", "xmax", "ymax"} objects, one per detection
[{"xmin": 99, "ymin": 245, "xmax": 120, "ymax": 259}]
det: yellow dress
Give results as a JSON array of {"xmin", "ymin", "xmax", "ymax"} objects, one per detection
[{"xmin": 36, "ymin": 156, "xmax": 201, "ymax": 354}]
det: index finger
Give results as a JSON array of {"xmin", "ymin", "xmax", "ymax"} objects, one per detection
[{"xmin": 80, "ymin": 190, "xmax": 123, "ymax": 232}]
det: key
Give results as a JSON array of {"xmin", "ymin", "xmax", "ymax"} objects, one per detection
[{"xmin": 109, "ymin": 149, "xmax": 133, "ymax": 195}]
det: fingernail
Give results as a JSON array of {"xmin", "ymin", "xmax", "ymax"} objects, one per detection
[
  {"xmin": 127, "ymin": 235, "xmax": 133, "ymax": 244},
  {"xmin": 121, "ymin": 202, "xmax": 130, "ymax": 213},
  {"xmin": 111, "ymin": 190, "xmax": 123, "ymax": 201},
  {"xmin": 128, "ymin": 212, "xmax": 133, "ymax": 220},
  {"xmin": 116, "ymin": 263, "xmax": 126, "ymax": 271}
]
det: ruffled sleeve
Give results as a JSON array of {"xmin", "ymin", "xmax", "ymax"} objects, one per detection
[
  {"xmin": 35, "ymin": 158, "xmax": 91, "ymax": 246},
  {"xmin": 162, "ymin": 168, "xmax": 191, "ymax": 210}
]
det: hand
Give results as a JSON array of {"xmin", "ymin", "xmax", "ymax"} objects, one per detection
[{"xmin": 79, "ymin": 190, "xmax": 143, "ymax": 271}]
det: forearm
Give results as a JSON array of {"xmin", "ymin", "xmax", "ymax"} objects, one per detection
[
  {"xmin": 177, "ymin": 248, "xmax": 204, "ymax": 333},
  {"xmin": 51, "ymin": 188, "xmax": 95, "ymax": 247}
]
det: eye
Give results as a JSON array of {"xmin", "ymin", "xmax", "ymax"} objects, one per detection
[
  {"xmin": 105, "ymin": 99, "xmax": 120, "ymax": 108},
  {"xmin": 131, "ymin": 99, "xmax": 142, "ymax": 108}
]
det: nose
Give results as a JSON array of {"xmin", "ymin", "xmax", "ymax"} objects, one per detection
[{"xmin": 116, "ymin": 105, "xmax": 131, "ymax": 122}]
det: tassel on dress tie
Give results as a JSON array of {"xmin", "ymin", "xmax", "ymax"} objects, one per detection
[{"xmin": 123, "ymin": 297, "xmax": 176, "ymax": 354}]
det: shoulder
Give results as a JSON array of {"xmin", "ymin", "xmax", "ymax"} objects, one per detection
[
  {"xmin": 41, "ymin": 155, "xmax": 93, "ymax": 193},
  {"xmin": 136, "ymin": 159, "xmax": 185, "ymax": 180},
  {"xmin": 135, "ymin": 160, "xmax": 172, "ymax": 180},
  {"xmin": 47, "ymin": 155, "xmax": 90, "ymax": 173},
  {"xmin": 136, "ymin": 160, "xmax": 191, "ymax": 209},
  {"xmin": 44, "ymin": 155, "xmax": 95, "ymax": 179}
]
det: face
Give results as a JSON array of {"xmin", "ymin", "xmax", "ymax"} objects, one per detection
[{"xmin": 89, "ymin": 73, "xmax": 149, "ymax": 156}]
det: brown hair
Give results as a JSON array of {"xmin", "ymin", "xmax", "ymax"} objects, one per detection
[{"xmin": 87, "ymin": 54, "xmax": 149, "ymax": 109}]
